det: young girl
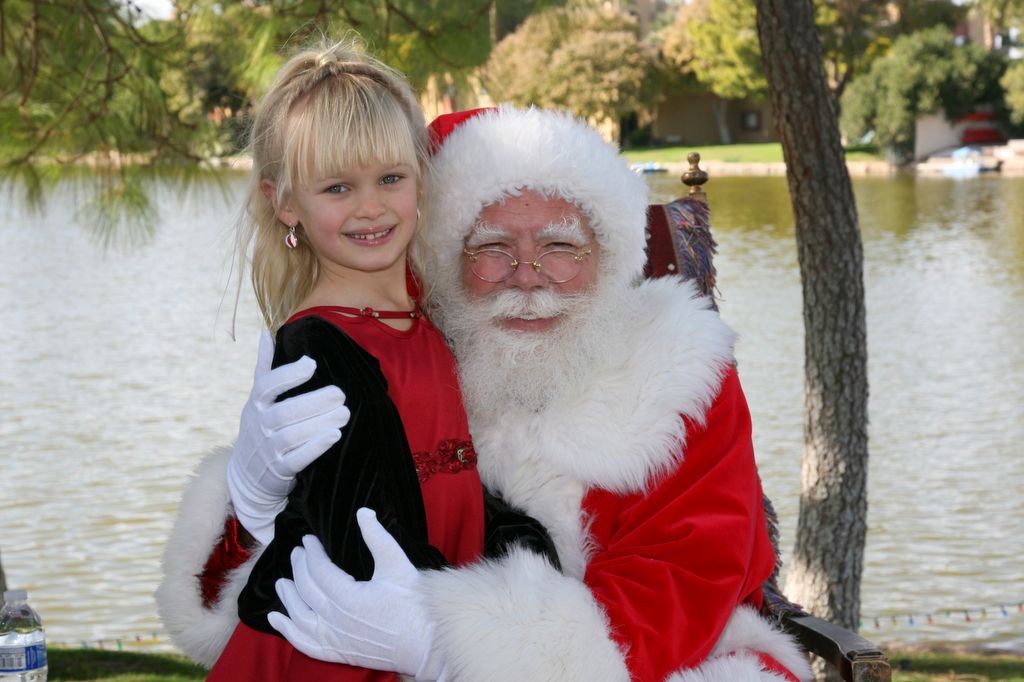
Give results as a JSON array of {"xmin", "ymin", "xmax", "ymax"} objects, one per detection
[{"xmin": 203, "ymin": 40, "xmax": 551, "ymax": 681}]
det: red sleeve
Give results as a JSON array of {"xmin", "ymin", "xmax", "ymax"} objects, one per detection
[
  {"xmin": 199, "ymin": 516, "xmax": 253, "ymax": 608},
  {"xmin": 582, "ymin": 368, "xmax": 775, "ymax": 681}
]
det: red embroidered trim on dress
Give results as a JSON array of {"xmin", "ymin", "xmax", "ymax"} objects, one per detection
[{"xmin": 413, "ymin": 439, "xmax": 477, "ymax": 483}]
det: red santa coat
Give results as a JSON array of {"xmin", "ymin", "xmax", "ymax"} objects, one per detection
[
  {"xmin": 156, "ymin": 277, "xmax": 811, "ymax": 681},
  {"xmin": 413, "ymin": 277, "xmax": 811, "ymax": 681},
  {"xmin": 583, "ymin": 370, "xmax": 780, "ymax": 679}
]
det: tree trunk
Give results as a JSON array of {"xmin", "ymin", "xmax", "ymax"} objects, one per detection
[
  {"xmin": 752, "ymin": 1, "xmax": 870, "ymax": 675},
  {"xmin": 711, "ymin": 98, "xmax": 732, "ymax": 145}
]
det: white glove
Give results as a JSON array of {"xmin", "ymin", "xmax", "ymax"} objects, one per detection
[
  {"xmin": 227, "ymin": 330, "xmax": 350, "ymax": 545},
  {"xmin": 268, "ymin": 508, "xmax": 447, "ymax": 681}
]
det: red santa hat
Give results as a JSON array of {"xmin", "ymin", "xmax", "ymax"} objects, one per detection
[{"xmin": 418, "ymin": 106, "xmax": 650, "ymax": 291}]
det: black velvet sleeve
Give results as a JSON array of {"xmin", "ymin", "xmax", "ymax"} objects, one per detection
[
  {"xmin": 482, "ymin": 488, "xmax": 562, "ymax": 571},
  {"xmin": 238, "ymin": 315, "xmax": 448, "ymax": 635}
]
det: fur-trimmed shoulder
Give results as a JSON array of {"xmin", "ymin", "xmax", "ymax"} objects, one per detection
[
  {"xmin": 479, "ymin": 277, "xmax": 737, "ymax": 496},
  {"xmin": 154, "ymin": 446, "xmax": 262, "ymax": 667}
]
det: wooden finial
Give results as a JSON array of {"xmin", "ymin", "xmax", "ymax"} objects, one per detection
[{"xmin": 681, "ymin": 152, "xmax": 708, "ymax": 198}]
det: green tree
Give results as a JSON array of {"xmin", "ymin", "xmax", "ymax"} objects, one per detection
[
  {"xmin": 839, "ymin": 25, "xmax": 1007, "ymax": 161},
  {"xmin": 815, "ymin": 0, "xmax": 892, "ymax": 99},
  {"xmin": 974, "ymin": 0, "xmax": 1024, "ymax": 35},
  {"xmin": 483, "ymin": 5, "xmax": 662, "ymax": 130},
  {"xmin": 659, "ymin": 0, "xmax": 764, "ymax": 143},
  {"xmin": 172, "ymin": 0, "xmax": 495, "ymax": 92},
  {"xmin": 493, "ymin": 0, "xmax": 567, "ymax": 41},
  {"xmin": 659, "ymin": 0, "xmax": 965, "ymax": 134},
  {"xmin": 668, "ymin": 0, "xmax": 764, "ymax": 100},
  {"xmin": 2, "ymin": 0, "xmax": 504, "ymax": 240},
  {"xmin": 1, "ymin": 1, "xmax": 215, "ymax": 166},
  {"xmin": 1002, "ymin": 59, "xmax": 1024, "ymax": 124},
  {"xmin": 890, "ymin": 0, "xmax": 968, "ymax": 33},
  {"xmin": 3, "ymin": 0, "xmax": 500, "ymax": 168},
  {"xmin": 0, "ymin": 0, "xmax": 227, "ymax": 243}
]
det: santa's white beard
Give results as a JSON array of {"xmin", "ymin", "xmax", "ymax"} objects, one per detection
[{"xmin": 436, "ymin": 282, "xmax": 624, "ymax": 422}]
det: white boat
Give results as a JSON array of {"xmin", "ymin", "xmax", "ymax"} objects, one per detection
[
  {"xmin": 916, "ymin": 145, "xmax": 1003, "ymax": 177},
  {"xmin": 630, "ymin": 161, "xmax": 669, "ymax": 174}
]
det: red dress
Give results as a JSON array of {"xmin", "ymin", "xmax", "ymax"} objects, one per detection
[{"xmin": 207, "ymin": 308, "xmax": 484, "ymax": 682}]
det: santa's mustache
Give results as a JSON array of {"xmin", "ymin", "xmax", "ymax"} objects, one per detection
[{"xmin": 479, "ymin": 288, "xmax": 585, "ymax": 322}]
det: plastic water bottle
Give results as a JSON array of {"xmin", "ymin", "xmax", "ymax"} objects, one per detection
[{"xmin": 0, "ymin": 590, "xmax": 47, "ymax": 682}]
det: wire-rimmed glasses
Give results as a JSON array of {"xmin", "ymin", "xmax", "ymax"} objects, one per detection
[{"xmin": 462, "ymin": 245, "xmax": 593, "ymax": 284}]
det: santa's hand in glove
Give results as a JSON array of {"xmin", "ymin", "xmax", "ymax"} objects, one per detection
[
  {"xmin": 268, "ymin": 508, "xmax": 447, "ymax": 681},
  {"xmin": 227, "ymin": 330, "xmax": 351, "ymax": 545}
]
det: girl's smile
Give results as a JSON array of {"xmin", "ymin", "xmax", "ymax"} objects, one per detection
[{"xmin": 344, "ymin": 225, "xmax": 396, "ymax": 244}]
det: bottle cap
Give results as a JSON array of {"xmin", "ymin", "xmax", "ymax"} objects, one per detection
[{"xmin": 3, "ymin": 590, "xmax": 27, "ymax": 602}]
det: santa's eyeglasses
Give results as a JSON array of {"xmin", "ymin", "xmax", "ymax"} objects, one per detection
[{"xmin": 462, "ymin": 245, "xmax": 593, "ymax": 284}]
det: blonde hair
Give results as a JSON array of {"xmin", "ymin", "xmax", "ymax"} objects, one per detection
[{"xmin": 237, "ymin": 39, "xmax": 428, "ymax": 333}]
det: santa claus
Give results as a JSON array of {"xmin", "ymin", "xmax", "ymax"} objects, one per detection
[{"xmin": 157, "ymin": 106, "xmax": 811, "ymax": 682}]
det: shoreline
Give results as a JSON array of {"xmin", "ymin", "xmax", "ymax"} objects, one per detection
[
  {"xmin": 883, "ymin": 641, "xmax": 1024, "ymax": 657},
  {"xmin": 19, "ymin": 153, "xmax": 1024, "ymax": 177},
  {"xmin": 654, "ymin": 157, "xmax": 1024, "ymax": 177},
  {"xmin": 659, "ymin": 159, "xmax": 894, "ymax": 176}
]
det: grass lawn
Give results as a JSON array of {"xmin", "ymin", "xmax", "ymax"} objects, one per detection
[
  {"xmin": 48, "ymin": 647, "xmax": 206, "ymax": 681},
  {"xmin": 889, "ymin": 650, "xmax": 1024, "ymax": 681},
  {"xmin": 45, "ymin": 646, "xmax": 1024, "ymax": 681},
  {"xmin": 621, "ymin": 142, "xmax": 883, "ymax": 164}
]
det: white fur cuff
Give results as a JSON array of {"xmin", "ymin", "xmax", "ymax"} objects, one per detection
[
  {"xmin": 666, "ymin": 650, "xmax": 795, "ymax": 682},
  {"xmin": 690, "ymin": 606, "xmax": 813, "ymax": 682},
  {"xmin": 154, "ymin": 446, "xmax": 262, "ymax": 667},
  {"xmin": 417, "ymin": 547, "xmax": 630, "ymax": 682}
]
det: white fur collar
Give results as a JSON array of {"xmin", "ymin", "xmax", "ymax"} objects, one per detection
[{"xmin": 475, "ymin": 276, "xmax": 737, "ymax": 497}]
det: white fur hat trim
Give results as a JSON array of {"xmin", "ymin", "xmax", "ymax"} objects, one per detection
[{"xmin": 420, "ymin": 106, "xmax": 649, "ymax": 290}]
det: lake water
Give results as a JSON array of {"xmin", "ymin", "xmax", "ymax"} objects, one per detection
[{"xmin": 1, "ymin": 171, "xmax": 1022, "ymax": 655}]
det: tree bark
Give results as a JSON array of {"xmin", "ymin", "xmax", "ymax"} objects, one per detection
[
  {"xmin": 753, "ymin": 0, "xmax": 870, "ymax": 661},
  {"xmin": 711, "ymin": 98, "xmax": 733, "ymax": 145}
]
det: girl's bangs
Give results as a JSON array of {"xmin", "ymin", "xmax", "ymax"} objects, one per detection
[{"xmin": 285, "ymin": 79, "xmax": 420, "ymax": 189}]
